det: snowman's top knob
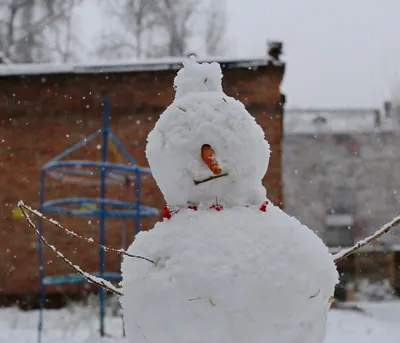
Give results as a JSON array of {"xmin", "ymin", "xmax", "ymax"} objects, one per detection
[{"xmin": 174, "ymin": 56, "xmax": 223, "ymax": 99}]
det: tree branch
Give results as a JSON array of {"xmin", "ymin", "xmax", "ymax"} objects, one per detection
[
  {"xmin": 18, "ymin": 201, "xmax": 123, "ymax": 296},
  {"xmin": 18, "ymin": 202, "xmax": 155, "ymax": 264},
  {"xmin": 9, "ymin": 2, "xmax": 71, "ymax": 49},
  {"xmin": 5, "ymin": 2, "xmax": 19, "ymax": 56},
  {"xmin": 334, "ymin": 214, "xmax": 400, "ymax": 263}
]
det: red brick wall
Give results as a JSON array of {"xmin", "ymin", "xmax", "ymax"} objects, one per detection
[{"xmin": 0, "ymin": 63, "xmax": 284, "ymax": 296}]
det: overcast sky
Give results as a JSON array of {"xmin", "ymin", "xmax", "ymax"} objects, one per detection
[{"xmin": 78, "ymin": 0, "xmax": 400, "ymax": 109}]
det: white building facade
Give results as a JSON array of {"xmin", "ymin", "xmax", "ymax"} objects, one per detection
[{"xmin": 283, "ymin": 108, "xmax": 400, "ymax": 248}]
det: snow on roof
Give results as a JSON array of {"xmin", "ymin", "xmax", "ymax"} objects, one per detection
[
  {"xmin": 0, "ymin": 55, "xmax": 283, "ymax": 77},
  {"xmin": 284, "ymin": 108, "xmax": 398, "ymax": 135}
]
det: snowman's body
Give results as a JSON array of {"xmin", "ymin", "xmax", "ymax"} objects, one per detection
[{"xmin": 121, "ymin": 57, "xmax": 338, "ymax": 343}]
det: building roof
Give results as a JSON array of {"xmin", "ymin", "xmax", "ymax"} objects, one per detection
[
  {"xmin": 284, "ymin": 108, "xmax": 398, "ymax": 135},
  {"xmin": 0, "ymin": 55, "xmax": 283, "ymax": 77}
]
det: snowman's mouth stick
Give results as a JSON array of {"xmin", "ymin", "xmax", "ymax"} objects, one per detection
[{"xmin": 194, "ymin": 172, "xmax": 228, "ymax": 185}]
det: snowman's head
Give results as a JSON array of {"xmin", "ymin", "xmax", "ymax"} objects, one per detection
[{"xmin": 146, "ymin": 57, "xmax": 270, "ymax": 207}]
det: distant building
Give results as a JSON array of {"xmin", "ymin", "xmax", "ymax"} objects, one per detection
[
  {"xmin": 284, "ymin": 107, "xmax": 400, "ymax": 247},
  {"xmin": 283, "ymin": 107, "xmax": 400, "ymax": 296}
]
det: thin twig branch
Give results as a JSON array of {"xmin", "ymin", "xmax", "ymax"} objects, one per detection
[
  {"xmin": 18, "ymin": 202, "xmax": 123, "ymax": 296},
  {"xmin": 334, "ymin": 214, "xmax": 400, "ymax": 263},
  {"xmin": 18, "ymin": 202, "xmax": 155, "ymax": 265}
]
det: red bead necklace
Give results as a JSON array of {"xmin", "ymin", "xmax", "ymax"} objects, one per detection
[{"xmin": 162, "ymin": 200, "xmax": 269, "ymax": 220}]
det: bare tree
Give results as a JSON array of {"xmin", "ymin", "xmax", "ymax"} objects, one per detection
[
  {"xmin": 95, "ymin": 32, "xmax": 137, "ymax": 60},
  {"xmin": 95, "ymin": 0, "xmax": 156, "ymax": 59},
  {"xmin": 0, "ymin": 0, "xmax": 84, "ymax": 63},
  {"xmin": 47, "ymin": 0, "xmax": 84, "ymax": 62},
  {"xmin": 204, "ymin": 0, "xmax": 227, "ymax": 56},
  {"xmin": 149, "ymin": 0, "xmax": 199, "ymax": 57},
  {"xmin": 96, "ymin": 0, "xmax": 227, "ymax": 60},
  {"xmin": 124, "ymin": 0, "xmax": 156, "ymax": 58}
]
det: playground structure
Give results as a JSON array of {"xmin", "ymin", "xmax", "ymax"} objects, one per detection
[{"xmin": 37, "ymin": 99, "xmax": 159, "ymax": 342}]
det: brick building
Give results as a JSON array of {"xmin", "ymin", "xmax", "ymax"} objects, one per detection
[{"xmin": 0, "ymin": 48, "xmax": 285, "ymax": 301}]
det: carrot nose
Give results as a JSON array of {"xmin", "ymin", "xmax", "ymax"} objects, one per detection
[{"xmin": 201, "ymin": 144, "xmax": 222, "ymax": 175}]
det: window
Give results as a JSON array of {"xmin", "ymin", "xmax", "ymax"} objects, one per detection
[{"xmin": 324, "ymin": 212, "xmax": 354, "ymax": 247}]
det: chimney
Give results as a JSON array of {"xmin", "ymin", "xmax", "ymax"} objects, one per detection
[
  {"xmin": 384, "ymin": 101, "xmax": 392, "ymax": 117},
  {"xmin": 267, "ymin": 41, "xmax": 283, "ymax": 61},
  {"xmin": 374, "ymin": 110, "xmax": 381, "ymax": 127}
]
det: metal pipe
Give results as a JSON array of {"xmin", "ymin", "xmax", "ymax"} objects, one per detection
[
  {"xmin": 37, "ymin": 170, "xmax": 46, "ymax": 343},
  {"xmin": 99, "ymin": 98, "xmax": 110, "ymax": 336}
]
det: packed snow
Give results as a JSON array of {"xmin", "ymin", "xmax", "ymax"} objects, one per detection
[
  {"xmin": 122, "ymin": 207, "xmax": 338, "ymax": 343},
  {"xmin": 1, "ymin": 301, "xmax": 399, "ymax": 343},
  {"xmin": 121, "ymin": 57, "xmax": 338, "ymax": 343}
]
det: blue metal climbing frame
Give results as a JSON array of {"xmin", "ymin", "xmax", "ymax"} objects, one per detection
[{"xmin": 37, "ymin": 99, "xmax": 159, "ymax": 342}]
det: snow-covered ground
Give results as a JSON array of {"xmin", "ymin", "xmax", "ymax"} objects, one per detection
[{"xmin": 1, "ymin": 300, "xmax": 399, "ymax": 343}]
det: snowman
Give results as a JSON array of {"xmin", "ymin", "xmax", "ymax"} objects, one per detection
[{"xmin": 120, "ymin": 56, "xmax": 339, "ymax": 343}]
